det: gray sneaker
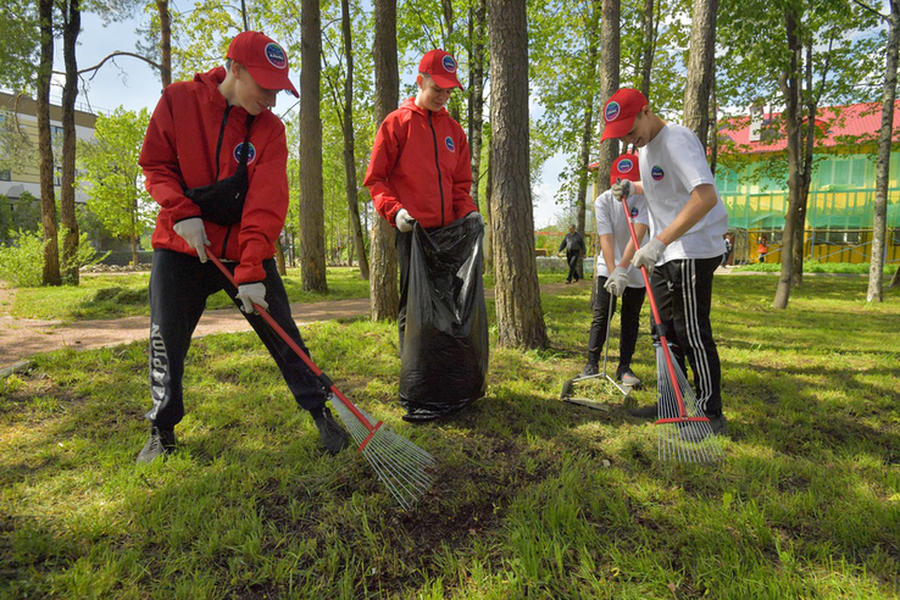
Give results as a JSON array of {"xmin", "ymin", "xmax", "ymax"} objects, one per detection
[
  {"xmin": 135, "ymin": 426, "xmax": 176, "ymax": 464},
  {"xmin": 679, "ymin": 413, "xmax": 728, "ymax": 442},
  {"xmin": 313, "ymin": 407, "xmax": 351, "ymax": 455},
  {"xmin": 616, "ymin": 367, "xmax": 643, "ymax": 389},
  {"xmin": 580, "ymin": 363, "xmax": 599, "ymax": 377}
]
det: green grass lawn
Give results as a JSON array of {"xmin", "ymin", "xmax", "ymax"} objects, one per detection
[{"xmin": 1, "ymin": 275, "xmax": 898, "ymax": 598}]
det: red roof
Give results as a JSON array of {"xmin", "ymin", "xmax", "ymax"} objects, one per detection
[{"xmin": 717, "ymin": 101, "xmax": 900, "ymax": 154}]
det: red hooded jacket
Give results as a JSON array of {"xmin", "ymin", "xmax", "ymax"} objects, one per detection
[
  {"xmin": 363, "ymin": 98, "xmax": 477, "ymax": 229},
  {"xmin": 139, "ymin": 66, "xmax": 289, "ymax": 284}
]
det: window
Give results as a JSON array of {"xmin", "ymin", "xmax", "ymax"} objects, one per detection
[
  {"xmin": 813, "ymin": 229, "xmax": 860, "ymax": 245},
  {"xmin": 0, "ymin": 170, "xmax": 10, "ymax": 182},
  {"xmin": 817, "ymin": 155, "xmax": 869, "ymax": 190}
]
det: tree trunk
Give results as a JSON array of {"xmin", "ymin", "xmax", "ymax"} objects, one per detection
[
  {"xmin": 868, "ymin": 0, "xmax": 900, "ymax": 303},
  {"xmin": 598, "ymin": 0, "xmax": 621, "ymax": 188},
  {"xmin": 60, "ymin": 0, "xmax": 81, "ymax": 285},
  {"xmin": 275, "ymin": 238, "xmax": 286, "ymax": 275},
  {"xmin": 468, "ymin": 0, "xmax": 487, "ymax": 208},
  {"xmin": 38, "ymin": 0, "xmax": 60, "ymax": 286},
  {"xmin": 575, "ymin": 2, "xmax": 600, "ymax": 276},
  {"xmin": 469, "ymin": 0, "xmax": 489, "ymax": 272},
  {"xmin": 683, "ymin": 0, "xmax": 717, "ymax": 150},
  {"xmin": 299, "ymin": 0, "xmax": 327, "ymax": 292},
  {"xmin": 640, "ymin": 0, "xmax": 654, "ymax": 97},
  {"xmin": 483, "ymin": 134, "xmax": 493, "ymax": 274},
  {"xmin": 156, "ymin": 0, "xmax": 172, "ymax": 88},
  {"xmin": 370, "ymin": 0, "xmax": 400, "ymax": 321},
  {"xmin": 792, "ymin": 37, "xmax": 818, "ymax": 287},
  {"xmin": 774, "ymin": 7, "xmax": 803, "ymax": 309},
  {"xmin": 341, "ymin": 0, "xmax": 369, "ymax": 280},
  {"xmin": 489, "ymin": 0, "xmax": 548, "ymax": 349}
]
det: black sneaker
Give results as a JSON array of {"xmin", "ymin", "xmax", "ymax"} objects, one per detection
[
  {"xmin": 580, "ymin": 363, "xmax": 599, "ymax": 377},
  {"xmin": 628, "ymin": 404, "xmax": 658, "ymax": 419},
  {"xmin": 679, "ymin": 413, "xmax": 728, "ymax": 442},
  {"xmin": 135, "ymin": 426, "xmax": 176, "ymax": 464},
  {"xmin": 313, "ymin": 407, "xmax": 351, "ymax": 455}
]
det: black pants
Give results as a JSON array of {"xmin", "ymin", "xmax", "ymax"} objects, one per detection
[
  {"xmin": 587, "ymin": 276, "xmax": 645, "ymax": 371},
  {"xmin": 650, "ymin": 257, "xmax": 722, "ymax": 417},
  {"xmin": 146, "ymin": 249, "xmax": 326, "ymax": 430},
  {"xmin": 566, "ymin": 251, "xmax": 581, "ymax": 282}
]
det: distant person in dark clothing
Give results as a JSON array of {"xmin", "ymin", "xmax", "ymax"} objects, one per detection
[
  {"xmin": 721, "ymin": 233, "xmax": 733, "ymax": 267},
  {"xmin": 558, "ymin": 225, "xmax": 586, "ymax": 284}
]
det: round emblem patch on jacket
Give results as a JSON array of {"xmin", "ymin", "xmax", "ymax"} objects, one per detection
[
  {"xmin": 233, "ymin": 142, "xmax": 257, "ymax": 164},
  {"xmin": 445, "ymin": 136, "xmax": 456, "ymax": 152},
  {"xmin": 651, "ymin": 165, "xmax": 665, "ymax": 181}
]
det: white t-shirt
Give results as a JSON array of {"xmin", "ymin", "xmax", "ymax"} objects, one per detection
[
  {"xmin": 639, "ymin": 124, "xmax": 729, "ymax": 263},
  {"xmin": 593, "ymin": 189, "xmax": 649, "ymax": 289}
]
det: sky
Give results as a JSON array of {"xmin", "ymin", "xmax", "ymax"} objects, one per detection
[{"xmin": 45, "ymin": 12, "xmax": 570, "ymax": 229}]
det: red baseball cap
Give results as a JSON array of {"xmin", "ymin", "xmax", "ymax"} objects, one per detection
[
  {"xmin": 610, "ymin": 152, "xmax": 641, "ymax": 187},
  {"xmin": 418, "ymin": 49, "xmax": 464, "ymax": 90},
  {"xmin": 227, "ymin": 31, "xmax": 299, "ymax": 98},
  {"xmin": 600, "ymin": 88, "xmax": 649, "ymax": 141}
]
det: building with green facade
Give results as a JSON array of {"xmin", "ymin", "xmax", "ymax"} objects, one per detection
[{"xmin": 715, "ymin": 101, "xmax": 900, "ymax": 266}]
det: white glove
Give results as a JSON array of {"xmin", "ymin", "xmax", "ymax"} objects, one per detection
[
  {"xmin": 173, "ymin": 218, "xmax": 209, "ymax": 263},
  {"xmin": 236, "ymin": 282, "xmax": 268, "ymax": 314},
  {"xmin": 466, "ymin": 211, "xmax": 484, "ymax": 227},
  {"xmin": 631, "ymin": 237, "xmax": 667, "ymax": 273},
  {"xmin": 603, "ymin": 266, "xmax": 629, "ymax": 296},
  {"xmin": 611, "ymin": 179, "xmax": 634, "ymax": 201},
  {"xmin": 395, "ymin": 208, "xmax": 415, "ymax": 233}
]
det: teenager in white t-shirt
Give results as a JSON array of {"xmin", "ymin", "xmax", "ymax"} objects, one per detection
[
  {"xmin": 600, "ymin": 88, "xmax": 728, "ymax": 440},
  {"xmin": 582, "ymin": 153, "xmax": 649, "ymax": 388}
]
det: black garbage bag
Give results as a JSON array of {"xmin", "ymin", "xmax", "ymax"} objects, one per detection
[{"xmin": 400, "ymin": 216, "xmax": 489, "ymax": 420}]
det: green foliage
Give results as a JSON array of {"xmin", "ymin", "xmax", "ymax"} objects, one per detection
[
  {"xmin": 1, "ymin": 276, "xmax": 898, "ymax": 597},
  {"xmin": 0, "ymin": 109, "xmax": 37, "ymax": 176},
  {"xmin": 0, "ymin": 0, "xmax": 38, "ymax": 89},
  {"xmin": 77, "ymin": 107, "xmax": 156, "ymax": 250},
  {"xmin": 0, "ymin": 228, "xmax": 107, "ymax": 287}
]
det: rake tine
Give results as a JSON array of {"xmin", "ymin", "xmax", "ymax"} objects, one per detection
[{"xmin": 206, "ymin": 251, "xmax": 437, "ymax": 509}]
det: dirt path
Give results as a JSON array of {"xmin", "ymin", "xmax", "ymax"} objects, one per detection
[
  {"xmin": 0, "ymin": 280, "xmax": 582, "ymax": 375},
  {"xmin": 0, "ymin": 293, "xmax": 371, "ymax": 375}
]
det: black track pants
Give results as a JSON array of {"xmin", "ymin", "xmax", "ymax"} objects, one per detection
[
  {"xmin": 649, "ymin": 257, "xmax": 723, "ymax": 417},
  {"xmin": 586, "ymin": 277, "xmax": 645, "ymax": 370},
  {"xmin": 146, "ymin": 249, "xmax": 326, "ymax": 429}
]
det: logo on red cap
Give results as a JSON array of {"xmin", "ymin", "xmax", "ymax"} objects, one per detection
[
  {"xmin": 265, "ymin": 43, "xmax": 287, "ymax": 69},
  {"xmin": 617, "ymin": 158, "xmax": 635, "ymax": 174},
  {"xmin": 442, "ymin": 55, "xmax": 457, "ymax": 73},
  {"xmin": 605, "ymin": 101, "xmax": 621, "ymax": 123}
]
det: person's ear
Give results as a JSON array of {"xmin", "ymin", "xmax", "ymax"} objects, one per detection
[{"xmin": 415, "ymin": 74, "xmax": 424, "ymax": 90}]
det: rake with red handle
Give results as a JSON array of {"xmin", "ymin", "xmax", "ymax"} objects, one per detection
[
  {"xmin": 207, "ymin": 251, "xmax": 436, "ymax": 509},
  {"xmin": 618, "ymin": 191, "xmax": 724, "ymax": 462}
]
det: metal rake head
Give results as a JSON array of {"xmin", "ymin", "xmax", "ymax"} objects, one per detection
[
  {"xmin": 330, "ymin": 397, "xmax": 437, "ymax": 510},
  {"xmin": 654, "ymin": 345, "xmax": 725, "ymax": 463}
]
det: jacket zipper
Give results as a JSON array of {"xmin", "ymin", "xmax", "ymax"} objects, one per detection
[
  {"xmin": 214, "ymin": 106, "xmax": 233, "ymax": 258},
  {"xmin": 428, "ymin": 112, "xmax": 446, "ymax": 227}
]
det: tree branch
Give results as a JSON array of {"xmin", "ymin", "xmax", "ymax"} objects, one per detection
[{"xmin": 72, "ymin": 51, "xmax": 163, "ymax": 79}]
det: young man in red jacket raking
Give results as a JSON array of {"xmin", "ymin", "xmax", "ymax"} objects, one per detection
[
  {"xmin": 363, "ymin": 49, "xmax": 485, "ymax": 420},
  {"xmin": 136, "ymin": 31, "xmax": 350, "ymax": 463}
]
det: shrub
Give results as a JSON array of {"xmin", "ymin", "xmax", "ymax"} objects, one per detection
[{"xmin": 0, "ymin": 228, "xmax": 109, "ymax": 287}]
